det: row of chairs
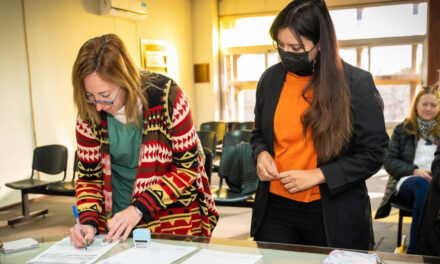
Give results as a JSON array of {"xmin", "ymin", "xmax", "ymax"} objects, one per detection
[
  {"xmin": 197, "ymin": 129, "xmax": 257, "ymax": 207},
  {"xmin": 200, "ymin": 121, "xmax": 255, "ymax": 144},
  {"xmin": 5, "ymin": 145, "xmax": 78, "ymax": 226}
]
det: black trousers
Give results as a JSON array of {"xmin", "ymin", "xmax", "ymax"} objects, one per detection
[{"xmin": 254, "ymin": 193, "xmax": 327, "ymax": 247}]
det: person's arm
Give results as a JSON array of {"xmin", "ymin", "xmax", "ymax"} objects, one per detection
[
  {"xmin": 250, "ymin": 70, "xmax": 270, "ymax": 160},
  {"xmin": 431, "ymin": 144, "xmax": 440, "ymax": 189},
  {"xmin": 383, "ymin": 126, "xmax": 418, "ymax": 179},
  {"xmin": 319, "ymin": 70, "xmax": 389, "ymax": 196},
  {"xmin": 251, "ymin": 68, "xmax": 280, "ymax": 181},
  {"xmin": 131, "ymin": 84, "xmax": 199, "ymax": 222},
  {"xmin": 71, "ymin": 117, "xmax": 103, "ymax": 247}
]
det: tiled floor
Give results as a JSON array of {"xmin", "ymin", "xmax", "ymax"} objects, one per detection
[{"xmin": 0, "ymin": 169, "xmax": 410, "ymax": 254}]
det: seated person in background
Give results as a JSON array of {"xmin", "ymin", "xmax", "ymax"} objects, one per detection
[
  {"xmin": 417, "ymin": 85, "xmax": 440, "ymax": 257},
  {"xmin": 376, "ymin": 86, "xmax": 440, "ymax": 254},
  {"xmin": 69, "ymin": 34, "xmax": 219, "ymax": 248}
]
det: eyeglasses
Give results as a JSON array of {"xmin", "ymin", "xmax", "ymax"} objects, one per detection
[{"xmin": 85, "ymin": 87, "xmax": 121, "ymax": 105}]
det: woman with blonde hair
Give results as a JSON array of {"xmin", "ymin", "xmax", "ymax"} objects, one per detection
[
  {"xmin": 69, "ymin": 34, "xmax": 218, "ymax": 248},
  {"xmin": 376, "ymin": 86, "xmax": 440, "ymax": 253}
]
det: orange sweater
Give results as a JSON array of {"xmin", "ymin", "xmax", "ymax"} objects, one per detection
[{"xmin": 270, "ymin": 72, "xmax": 321, "ymax": 202}]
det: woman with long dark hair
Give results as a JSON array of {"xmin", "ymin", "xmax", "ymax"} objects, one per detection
[{"xmin": 250, "ymin": 0, "xmax": 388, "ymax": 250}]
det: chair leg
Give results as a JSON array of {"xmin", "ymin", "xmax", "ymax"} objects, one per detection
[
  {"xmin": 7, "ymin": 191, "xmax": 48, "ymax": 226},
  {"xmin": 397, "ymin": 209, "xmax": 403, "ymax": 247}
]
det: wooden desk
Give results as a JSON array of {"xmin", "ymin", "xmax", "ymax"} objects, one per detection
[{"xmin": 1, "ymin": 233, "xmax": 440, "ymax": 264}]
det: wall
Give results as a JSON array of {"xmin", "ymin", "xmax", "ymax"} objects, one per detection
[
  {"xmin": 0, "ymin": 0, "xmax": 195, "ymax": 207},
  {"xmin": 191, "ymin": 0, "xmax": 219, "ymax": 128},
  {"xmin": 0, "ymin": 0, "xmax": 35, "ymax": 207}
]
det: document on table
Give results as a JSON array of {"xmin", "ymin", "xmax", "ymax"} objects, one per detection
[
  {"xmin": 26, "ymin": 235, "xmax": 119, "ymax": 264},
  {"xmin": 181, "ymin": 249, "xmax": 263, "ymax": 264},
  {"xmin": 98, "ymin": 242, "xmax": 197, "ymax": 264}
]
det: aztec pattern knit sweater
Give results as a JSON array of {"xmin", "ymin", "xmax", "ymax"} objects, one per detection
[{"xmin": 75, "ymin": 73, "xmax": 219, "ymax": 236}]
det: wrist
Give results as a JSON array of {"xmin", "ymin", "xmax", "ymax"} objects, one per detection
[{"xmin": 133, "ymin": 206, "xmax": 143, "ymax": 217}]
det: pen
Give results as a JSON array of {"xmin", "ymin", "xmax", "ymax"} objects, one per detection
[{"xmin": 72, "ymin": 205, "xmax": 88, "ymax": 251}]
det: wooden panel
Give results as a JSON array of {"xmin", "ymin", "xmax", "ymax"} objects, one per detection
[{"xmin": 194, "ymin": 63, "xmax": 210, "ymax": 83}]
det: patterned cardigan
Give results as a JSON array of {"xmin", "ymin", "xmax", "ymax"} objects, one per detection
[{"xmin": 75, "ymin": 74, "xmax": 219, "ymax": 236}]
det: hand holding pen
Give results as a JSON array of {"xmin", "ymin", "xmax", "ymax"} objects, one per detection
[{"xmin": 70, "ymin": 205, "xmax": 95, "ymax": 249}]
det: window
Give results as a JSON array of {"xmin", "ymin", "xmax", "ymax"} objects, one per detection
[{"xmin": 219, "ymin": 2, "xmax": 427, "ymax": 123}]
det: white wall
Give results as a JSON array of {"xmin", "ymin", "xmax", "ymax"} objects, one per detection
[
  {"xmin": 0, "ymin": 0, "xmax": 35, "ymax": 207},
  {"xmin": 0, "ymin": 0, "xmax": 196, "ymax": 207}
]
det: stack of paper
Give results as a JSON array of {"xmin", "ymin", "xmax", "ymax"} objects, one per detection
[{"xmin": 1, "ymin": 238, "xmax": 39, "ymax": 253}]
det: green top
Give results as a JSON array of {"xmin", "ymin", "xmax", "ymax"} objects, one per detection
[{"xmin": 107, "ymin": 114, "xmax": 142, "ymax": 215}]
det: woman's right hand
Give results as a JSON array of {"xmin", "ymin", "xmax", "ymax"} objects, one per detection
[
  {"xmin": 256, "ymin": 151, "xmax": 280, "ymax": 181},
  {"xmin": 69, "ymin": 224, "xmax": 96, "ymax": 248},
  {"xmin": 413, "ymin": 168, "xmax": 433, "ymax": 182}
]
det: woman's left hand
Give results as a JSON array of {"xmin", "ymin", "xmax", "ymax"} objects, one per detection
[
  {"xmin": 105, "ymin": 206, "xmax": 142, "ymax": 243},
  {"xmin": 280, "ymin": 168, "xmax": 326, "ymax": 193}
]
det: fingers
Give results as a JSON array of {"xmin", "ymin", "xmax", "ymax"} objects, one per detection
[
  {"xmin": 256, "ymin": 151, "xmax": 279, "ymax": 181},
  {"xmin": 69, "ymin": 224, "xmax": 95, "ymax": 248},
  {"xmin": 105, "ymin": 207, "xmax": 142, "ymax": 243}
]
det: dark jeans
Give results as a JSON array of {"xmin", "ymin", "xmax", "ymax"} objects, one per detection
[
  {"xmin": 397, "ymin": 176, "xmax": 430, "ymax": 254},
  {"xmin": 254, "ymin": 193, "xmax": 327, "ymax": 247}
]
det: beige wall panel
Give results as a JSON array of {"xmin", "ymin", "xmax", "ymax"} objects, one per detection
[
  {"xmin": 191, "ymin": 0, "xmax": 219, "ymax": 128},
  {"xmin": 0, "ymin": 0, "xmax": 35, "ymax": 207},
  {"xmin": 136, "ymin": 0, "xmax": 195, "ymax": 112}
]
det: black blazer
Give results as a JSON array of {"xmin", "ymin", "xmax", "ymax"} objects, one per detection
[
  {"xmin": 250, "ymin": 62, "xmax": 389, "ymax": 250},
  {"xmin": 417, "ymin": 143, "xmax": 440, "ymax": 256}
]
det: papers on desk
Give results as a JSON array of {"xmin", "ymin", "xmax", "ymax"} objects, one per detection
[
  {"xmin": 26, "ymin": 235, "xmax": 119, "ymax": 264},
  {"xmin": 98, "ymin": 242, "xmax": 197, "ymax": 264},
  {"xmin": 322, "ymin": 250, "xmax": 387, "ymax": 264},
  {"xmin": 181, "ymin": 249, "xmax": 263, "ymax": 264},
  {"xmin": 1, "ymin": 238, "xmax": 39, "ymax": 253}
]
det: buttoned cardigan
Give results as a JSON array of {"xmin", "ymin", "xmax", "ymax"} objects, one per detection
[{"xmin": 75, "ymin": 73, "xmax": 219, "ymax": 236}]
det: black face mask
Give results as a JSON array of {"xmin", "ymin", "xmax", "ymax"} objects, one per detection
[{"xmin": 278, "ymin": 47, "xmax": 316, "ymax": 76}]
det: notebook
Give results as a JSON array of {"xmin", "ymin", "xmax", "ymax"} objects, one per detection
[{"xmin": 1, "ymin": 238, "xmax": 39, "ymax": 253}]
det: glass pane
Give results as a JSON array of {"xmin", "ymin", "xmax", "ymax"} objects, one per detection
[
  {"xmin": 220, "ymin": 16, "xmax": 275, "ymax": 48},
  {"xmin": 238, "ymin": 89, "xmax": 256, "ymax": 121},
  {"xmin": 268, "ymin": 51, "xmax": 279, "ymax": 68},
  {"xmin": 361, "ymin": 48, "xmax": 369, "ymax": 71},
  {"xmin": 236, "ymin": 54, "xmax": 266, "ymax": 81},
  {"xmin": 339, "ymin": 48, "xmax": 357, "ymax": 66},
  {"xmin": 370, "ymin": 45, "xmax": 412, "ymax": 76},
  {"xmin": 330, "ymin": 3, "xmax": 427, "ymax": 40},
  {"xmin": 377, "ymin": 85, "xmax": 411, "ymax": 122}
]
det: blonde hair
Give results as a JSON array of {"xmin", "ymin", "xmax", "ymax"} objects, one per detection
[
  {"xmin": 72, "ymin": 34, "xmax": 149, "ymax": 126},
  {"xmin": 403, "ymin": 85, "xmax": 440, "ymax": 138}
]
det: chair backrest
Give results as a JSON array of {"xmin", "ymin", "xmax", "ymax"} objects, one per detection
[
  {"xmin": 197, "ymin": 130, "xmax": 217, "ymax": 152},
  {"xmin": 231, "ymin": 122, "xmax": 255, "ymax": 131},
  {"xmin": 200, "ymin": 121, "xmax": 227, "ymax": 143},
  {"xmin": 222, "ymin": 130, "xmax": 252, "ymax": 148},
  {"xmin": 32, "ymin": 144, "xmax": 68, "ymax": 180}
]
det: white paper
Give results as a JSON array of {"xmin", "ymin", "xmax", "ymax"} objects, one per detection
[
  {"xmin": 98, "ymin": 242, "xmax": 197, "ymax": 264},
  {"xmin": 26, "ymin": 235, "xmax": 119, "ymax": 264},
  {"xmin": 1, "ymin": 238, "xmax": 39, "ymax": 253},
  {"xmin": 181, "ymin": 249, "xmax": 262, "ymax": 264}
]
